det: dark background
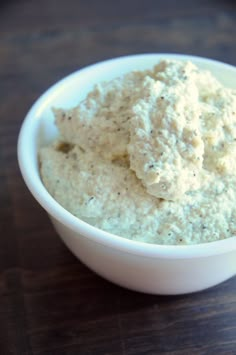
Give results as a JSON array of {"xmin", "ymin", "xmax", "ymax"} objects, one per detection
[{"xmin": 0, "ymin": 1, "xmax": 236, "ymax": 354}]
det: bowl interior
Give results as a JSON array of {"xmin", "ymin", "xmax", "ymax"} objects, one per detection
[{"xmin": 18, "ymin": 53, "xmax": 236, "ymax": 257}]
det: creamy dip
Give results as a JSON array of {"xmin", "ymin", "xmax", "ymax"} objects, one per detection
[{"xmin": 39, "ymin": 60, "xmax": 236, "ymax": 245}]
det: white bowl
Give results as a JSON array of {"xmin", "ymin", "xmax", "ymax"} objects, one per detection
[{"xmin": 17, "ymin": 54, "xmax": 236, "ymax": 295}]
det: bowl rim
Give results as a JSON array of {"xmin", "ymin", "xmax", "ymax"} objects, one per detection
[{"xmin": 17, "ymin": 53, "xmax": 236, "ymax": 259}]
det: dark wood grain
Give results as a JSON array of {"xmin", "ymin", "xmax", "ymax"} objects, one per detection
[{"xmin": 0, "ymin": 0, "xmax": 236, "ymax": 354}]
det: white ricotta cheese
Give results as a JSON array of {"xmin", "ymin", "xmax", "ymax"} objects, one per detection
[{"xmin": 39, "ymin": 59, "xmax": 236, "ymax": 245}]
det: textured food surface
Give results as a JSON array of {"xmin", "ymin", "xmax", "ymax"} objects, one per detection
[{"xmin": 39, "ymin": 60, "xmax": 236, "ymax": 245}]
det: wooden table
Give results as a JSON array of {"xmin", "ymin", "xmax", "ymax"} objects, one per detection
[{"xmin": 1, "ymin": 1, "xmax": 236, "ymax": 354}]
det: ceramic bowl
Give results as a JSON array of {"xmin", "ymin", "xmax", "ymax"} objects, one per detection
[{"xmin": 17, "ymin": 54, "xmax": 236, "ymax": 295}]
